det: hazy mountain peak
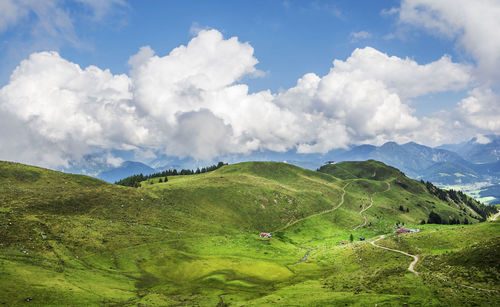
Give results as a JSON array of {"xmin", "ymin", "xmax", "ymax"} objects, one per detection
[{"xmin": 473, "ymin": 134, "xmax": 492, "ymax": 144}]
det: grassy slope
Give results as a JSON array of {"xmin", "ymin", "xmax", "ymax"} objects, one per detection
[
  {"xmin": 0, "ymin": 161, "xmax": 498, "ymax": 306},
  {"xmin": 373, "ymin": 222, "xmax": 500, "ymax": 306},
  {"xmin": 319, "ymin": 160, "xmax": 484, "ymax": 223}
]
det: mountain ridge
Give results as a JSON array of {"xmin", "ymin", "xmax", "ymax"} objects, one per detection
[{"xmin": 35, "ymin": 136, "xmax": 500, "ymax": 205}]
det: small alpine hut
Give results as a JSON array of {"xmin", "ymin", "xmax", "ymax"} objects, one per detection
[
  {"xmin": 396, "ymin": 228, "xmax": 411, "ymax": 234},
  {"xmin": 259, "ymin": 232, "xmax": 272, "ymax": 239}
]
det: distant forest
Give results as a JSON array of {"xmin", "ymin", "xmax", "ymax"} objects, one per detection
[{"xmin": 115, "ymin": 162, "xmax": 227, "ymax": 187}]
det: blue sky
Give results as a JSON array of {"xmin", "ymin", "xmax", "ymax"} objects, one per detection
[
  {"xmin": 1, "ymin": 0, "xmax": 459, "ymax": 94},
  {"xmin": 0, "ymin": 0, "xmax": 499, "ymax": 168}
]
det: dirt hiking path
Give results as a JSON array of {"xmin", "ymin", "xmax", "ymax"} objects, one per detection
[
  {"xmin": 371, "ymin": 234, "xmax": 419, "ymax": 275},
  {"xmin": 353, "ymin": 182, "xmax": 391, "ymax": 230}
]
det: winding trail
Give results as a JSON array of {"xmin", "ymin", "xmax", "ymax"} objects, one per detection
[
  {"xmin": 353, "ymin": 182, "xmax": 391, "ymax": 230},
  {"xmin": 489, "ymin": 210, "xmax": 500, "ymax": 221},
  {"xmin": 370, "ymin": 234, "xmax": 498, "ymax": 289},
  {"xmin": 353, "ymin": 198, "xmax": 373, "ymax": 230},
  {"xmin": 371, "ymin": 235, "xmax": 419, "ymax": 275},
  {"xmin": 275, "ymin": 181, "xmax": 351, "ymax": 233},
  {"xmin": 274, "ymin": 181, "xmax": 352, "ymax": 263}
]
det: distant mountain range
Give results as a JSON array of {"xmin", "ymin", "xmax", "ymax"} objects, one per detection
[
  {"xmin": 438, "ymin": 135, "xmax": 500, "ymax": 164},
  {"xmin": 319, "ymin": 135, "xmax": 500, "ymax": 204},
  {"xmin": 326, "ymin": 136, "xmax": 500, "ymax": 187},
  {"xmin": 327, "ymin": 141, "xmax": 469, "ymax": 181},
  {"xmin": 64, "ymin": 135, "xmax": 500, "ymax": 203},
  {"xmin": 327, "ymin": 142, "xmax": 479, "ymax": 185}
]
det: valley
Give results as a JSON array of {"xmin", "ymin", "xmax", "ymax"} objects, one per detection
[{"xmin": 0, "ymin": 160, "xmax": 498, "ymax": 306}]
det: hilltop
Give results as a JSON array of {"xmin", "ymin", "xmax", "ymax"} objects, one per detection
[
  {"xmin": 318, "ymin": 159, "xmax": 405, "ymax": 181},
  {"xmin": 0, "ymin": 160, "xmax": 498, "ymax": 306},
  {"xmin": 318, "ymin": 160, "xmax": 495, "ymax": 222}
]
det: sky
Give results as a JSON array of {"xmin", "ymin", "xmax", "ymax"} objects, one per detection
[{"xmin": 0, "ymin": 0, "xmax": 499, "ymax": 169}]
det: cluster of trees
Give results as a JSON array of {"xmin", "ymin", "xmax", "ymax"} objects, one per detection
[
  {"xmin": 423, "ymin": 211, "xmax": 469, "ymax": 225},
  {"xmin": 422, "ymin": 180, "xmax": 448, "ymax": 201},
  {"xmin": 115, "ymin": 162, "xmax": 227, "ymax": 188},
  {"xmin": 115, "ymin": 174, "xmax": 151, "ymax": 188},
  {"xmin": 448, "ymin": 189, "xmax": 497, "ymax": 221},
  {"xmin": 421, "ymin": 180, "xmax": 498, "ymax": 221}
]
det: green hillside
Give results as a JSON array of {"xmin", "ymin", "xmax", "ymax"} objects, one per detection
[
  {"xmin": 319, "ymin": 160, "xmax": 491, "ymax": 222},
  {"xmin": 318, "ymin": 159, "xmax": 405, "ymax": 181},
  {"xmin": 0, "ymin": 160, "xmax": 498, "ymax": 306}
]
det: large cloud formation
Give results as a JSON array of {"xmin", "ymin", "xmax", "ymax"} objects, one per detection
[
  {"xmin": 0, "ymin": 51, "xmax": 147, "ymax": 167},
  {"xmin": 0, "ymin": 29, "xmax": 474, "ymax": 167},
  {"xmin": 395, "ymin": 0, "xmax": 500, "ymax": 141},
  {"xmin": 458, "ymin": 87, "xmax": 500, "ymax": 131},
  {"xmin": 398, "ymin": 0, "xmax": 500, "ymax": 83}
]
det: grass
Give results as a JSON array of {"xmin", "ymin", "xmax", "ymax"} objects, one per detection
[
  {"xmin": 372, "ymin": 222, "xmax": 500, "ymax": 305},
  {"xmin": 0, "ymin": 160, "xmax": 498, "ymax": 305}
]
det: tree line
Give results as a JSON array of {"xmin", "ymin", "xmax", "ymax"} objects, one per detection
[
  {"xmin": 423, "ymin": 211, "xmax": 469, "ymax": 225},
  {"xmin": 115, "ymin": 162, "xmax": 227, "ymax": 187},
  {"xmin": 422, "ymin": 180, "xmax": 498, "ymax": 221}
]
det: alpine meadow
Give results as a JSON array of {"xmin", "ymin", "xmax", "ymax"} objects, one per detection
[
  {"xmin": 1, "ymin": 1, "xmax": 500, "ymax": 306},
  {"xmin": 0, "ymin": 161, "xmax": 498, "ymax": 305}
]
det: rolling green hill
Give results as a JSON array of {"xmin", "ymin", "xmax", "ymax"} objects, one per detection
[
  {"xmin": 0, "ymin": 160, "xmax": 498, "ymax": 306},
  {"xmin": 318, "ymin": 159, "xmax": 405, "ymax": 181}
]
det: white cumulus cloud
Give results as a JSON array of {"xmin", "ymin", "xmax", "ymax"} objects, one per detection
[
  {"xmin": 0, "ymin": 51, "xmax": 148, "ymax": 167},
  {"xmin": 330, "ymin": 47, "xmax": 470, "ymax": 98},
  {"xmin": 0, "ymin": 28, "xmax": 480, "ymax": 168},
  {"xmin": 458, "ymin": 87, "xmax": 500, "ymax": 132},
  {"xmin": 276, "ymin": 46, "xmax": 471, "ymax": 149},
  {"xmin": 397, "ymin": 0, "xmax": 500, "ymax": 83}
]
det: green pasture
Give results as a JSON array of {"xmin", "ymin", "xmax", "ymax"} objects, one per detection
[{"xmin": 0, "ymin": 160, "xmax": 498, "ymax": 305}]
